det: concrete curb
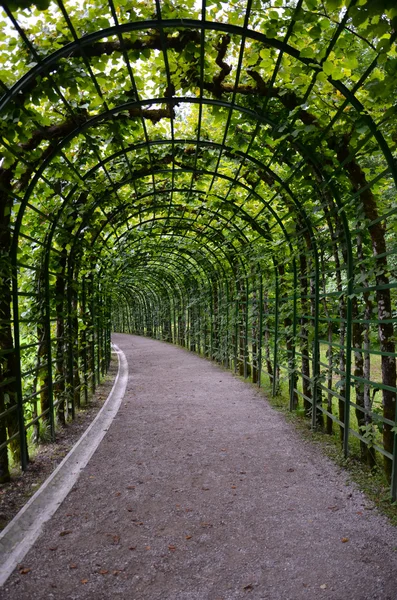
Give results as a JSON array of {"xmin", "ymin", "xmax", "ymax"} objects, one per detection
[{"xmin": 0, "ymin": 343, "xmax": 128, "ymax": 587}]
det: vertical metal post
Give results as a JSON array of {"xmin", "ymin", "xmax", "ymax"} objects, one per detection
[
  {"xmin": 258, "ymin": 274, "xmax": 263, "ymax": 388},
  {"xmin": 210, "ymin": 286, "xmax": 214, "ymax": 360},
  {"xmin": 289, "ymin": 261, "xmax": 298, "ymax": 411},
  {"xmin": 90, "ymin": 274, "xmax": 96, "ymax": 394},
  {"xmin": 102, "ymin": 293, "xmax": 106, "ymax": 375},
  {"xmin": 44, "ymin": 256, "xmax": 55, "ymax": 439},
  {"xmin": 82, "ymin": 277, "xmax": 88, "ymax": 405},
  {"xmin": 99, "ymin": 290, "xmax": 105, "ymax": 377},
  {"xmin": 95, "ymin": 282, "xmax": 100, "ymax": 385},
  {"xmin": 98, "ymin": 289, "xmax": 102, "ymax": 374},
  {"xmin": 176, "ymin": 301, "xmax": 180, "ymax": 345},
  {"xmin": 198, "ymin": 301, "xmax": 202, "ymax": 355},
  {"xmin": 67, "ymin": 265, "xmax": 75, "ymax": 420},
  {"xmin": 225, "ymin": 280, "xmax": 230, "ymax": 369},
  {"xmin": 391, "ymin": 396, "xmax": 397, "ymax": 501},
  {"xmin": 11, "ymin": 266, "xmax": 28, "ymax": 470},
  {"xmin": 173, "ymin": 297, "xmax": 177, "ymax": 344},
  {"xmin": 106, "ymin": 294, "xmax": 110, "ymax": 368},
  {"xmin": 217, "ymin": 288, "xmax": 221, "ymax": 362},
  {"xmin": 186, "ymin": 297, "xmax": 190, "ymax": 350},
  {"xmin": 343, "ymin": 265, "xmax": 354, "ymax": 456},
  {"xmin": 234, "ymin": 296, "xmax": 238, "ymax": 373},
  {"xmin": 272, "ymin": 268, "xmax": 279, "ymax": 397},
  {"xmin": 311, "ymin": 251, "xmax": 320, "ymax": 430},
  {"xmin": 244, "ymin": 278, "xmax": 249, "ymax": 379}
]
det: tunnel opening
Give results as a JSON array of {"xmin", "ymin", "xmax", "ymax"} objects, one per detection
[{"xmin": 1, "ymin": 0, "xmax": 397, "ymax": 499}]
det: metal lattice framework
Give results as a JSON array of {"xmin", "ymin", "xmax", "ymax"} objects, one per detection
[{"xmin": 1, "ymin": 0, "xmax": 397, "ymax": 498}]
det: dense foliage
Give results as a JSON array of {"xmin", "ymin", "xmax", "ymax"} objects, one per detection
[{"xmin": 1, "ymin": 0, "xmax": 397, "ymax": 499}]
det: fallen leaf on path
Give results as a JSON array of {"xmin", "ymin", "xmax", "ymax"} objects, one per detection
[
  {"xmin": 19, "ymin": 568, "xmax": 31, "ymax": 575},
  {"xmin": 99, "ymin": 569, "xmax": 109, "ymax": 575},
  {"xmin": 126, "ymin": 486, "xmax": 135, "ymax": 490},
  {"xmin": 287, "ymin": 468, "xmax": 295, "ymax": 473},
  {"xmin": 81, "ymin": 579, "xmax": 88, "ymax": 584},
  {"xmin": 202, "ymin": 487, "xmax": 210, "ymax": 491},
  {"xmin": 200, "ymin": 522, "xmax": 213, "ymax": 528},
  {"xmin": 168, "ymin": 544, "xmax": 176, "ymax": 551},
  {"xmin": 341, "ymin": 537, "xmax": 349, "ymax": 543},
  {"xmin": 69, "ymin": 564, "xmax": 77, "ymax": 569},
  {"xmin": 115, "ymin": 492, "xmax": 121, "ymax": 497},
  {"xmin": 113, "ymin": 570, "xmax": 121, "ymax": 576},
  {"xmin": 231, "ymin": 486, "xmax": 237, "ymax": 489},
  {"xmin": 320, "ymin": 584, "xmax": 327, "ymax": 589},
  {"xmin": 49, "ymin": 546, "xmax": 58, "ymax": 551},
  {"xmin": 243, "ymin": 583, "xmax": 253, "ymax": 591},
  {"xmin": 59, "ymin": 530, "xmax": 72, "ymax": 536},
  {"xmin": 129, "ymin": 546, "xmax": 136, "ymax": 550},
  {"xmin": 127, "ymin": 508, "xmax": 133, "ymax": 512},
  {"xmin": 145, "ymin": 546, "xmax": 151, "ymax": 550},
  {"xmin": 185, "ymin": 535, "xmax": 192, "ymax": 540}
]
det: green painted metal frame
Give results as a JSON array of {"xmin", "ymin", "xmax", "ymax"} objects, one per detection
[{"xmin": 1, "ymin": 0, "xmax": 397, "ymax": 499}]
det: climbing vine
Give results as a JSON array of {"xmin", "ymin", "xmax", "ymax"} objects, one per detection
[{"xmin": 1, "ymin": 0, "xmax": 397, "ymax": 499}]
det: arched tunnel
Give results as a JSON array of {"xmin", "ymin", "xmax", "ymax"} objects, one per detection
[{"xmin": 1, "ymin": 0, "xmax": 397, "ymax": 500}]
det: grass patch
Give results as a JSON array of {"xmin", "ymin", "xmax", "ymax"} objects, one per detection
[{"xmin": 254, "ymin": 374, "xmax": 397, "ymax": 526}]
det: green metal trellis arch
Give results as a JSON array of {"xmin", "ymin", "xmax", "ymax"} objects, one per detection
[{"xmin": 1, "ymin": 0, "xmax": 397, "ymax": 500}]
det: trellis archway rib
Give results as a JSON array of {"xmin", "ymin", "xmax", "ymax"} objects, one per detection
[{"xmin": 1, "ymin": 0, "xmax": 397, "ymax": 498}]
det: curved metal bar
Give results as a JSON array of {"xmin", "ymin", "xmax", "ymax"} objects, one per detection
[{"xmin": 0, "ymin": 18, "xmax": 341, "ymax": 110}]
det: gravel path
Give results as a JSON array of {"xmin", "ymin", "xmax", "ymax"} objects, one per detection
[{"xmin": 2, "ymin": 334, "xmax": 397, "ymax": 600}]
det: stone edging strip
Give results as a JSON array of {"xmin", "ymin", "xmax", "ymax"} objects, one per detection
[{"xmin": 0, "ymin": 343, "xmax": 128, "ymax": 587}]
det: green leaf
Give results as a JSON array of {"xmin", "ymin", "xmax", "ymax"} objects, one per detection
[
  {"xmin": 376, "ymin": 38, "xmax": 391, "ymax": 54},
  {"xmin": 344, "ymin": 53, "xmax": 359, "ymax": 70},
  {"xmin": 322, "ymin": 60, "xmax": 334, "ymax": 76},
  {"xmin": 316, "ymin": 71, "xmax": 328, "ymax": 83},
  {"xmin": 319, "ymin": 18, "xmax": 331, "ymax": 29},
  {"xmin": 300, "ymin": 47, "xmax": 315, "ymax": 59},
  {"xmin": 324, "ymin": 0, "xmax": 343, "ymax": 9},
  {"xmin": 246, "ymin": 52, "xmax": 259, "ymax": 66}
]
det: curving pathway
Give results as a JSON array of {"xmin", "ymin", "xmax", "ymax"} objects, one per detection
[{"xmin": 1, "ymin": 334, "xmax": 397, "ymax": 600}]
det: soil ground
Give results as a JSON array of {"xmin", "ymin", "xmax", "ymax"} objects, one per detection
[
  {"xmin": 1, "ymin": 334, "xmax": 397, "ymax": 599},
  {"xmin": 0, "ymin": 359, "xmax": 118, "ymax": 531}
]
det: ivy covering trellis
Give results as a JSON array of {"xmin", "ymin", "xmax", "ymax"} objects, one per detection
[{"xmin": 1, "ymin": 0, "xmax": 397, "ymax": 499}]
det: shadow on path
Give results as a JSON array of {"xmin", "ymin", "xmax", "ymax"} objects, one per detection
[{"xmin": 1, "ymin": 334, "xmax": 396, "ymax": 599}]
